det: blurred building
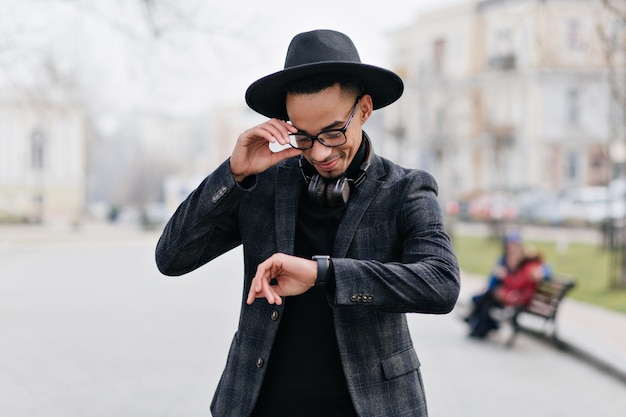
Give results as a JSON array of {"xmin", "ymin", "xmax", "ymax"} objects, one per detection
[
  {"xmin": 0, "ymin": 91, "xmax": 86, "ymax": 224},
  {"xmin": 387, "ymin": 0, "xmax": 626, "ymax": 201},
  {"xmin": 160, "ymin": 105, "xmax": 263, "ymax": 215}
]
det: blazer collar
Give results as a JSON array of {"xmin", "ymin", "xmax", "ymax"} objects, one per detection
[{"xmin": 273, "ymin": 155, "xmax": 385, "ymax": 257}]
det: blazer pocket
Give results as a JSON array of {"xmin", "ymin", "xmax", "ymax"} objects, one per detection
[{"xmin": 381, "ymin": 347, "xmax": 421, "ymax": 380}]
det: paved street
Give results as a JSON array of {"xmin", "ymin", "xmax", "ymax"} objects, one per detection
[{"xmin": 1, "ymin": 225, "xmax": 625, "ymax": 416}]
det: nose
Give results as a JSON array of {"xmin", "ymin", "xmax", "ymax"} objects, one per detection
[{"xmin": 309, "ymin": 140, "xmax": 333, "ymax": 162}]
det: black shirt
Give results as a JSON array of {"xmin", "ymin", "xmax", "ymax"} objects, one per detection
[{"xmin": 251, "ymin": 141, "xmax": 368, "ymax": 417}]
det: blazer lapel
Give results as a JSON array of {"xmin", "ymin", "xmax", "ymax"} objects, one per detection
[{"xmin": 333, "ymin": 156, "xmax": 384, "ymax": 258}]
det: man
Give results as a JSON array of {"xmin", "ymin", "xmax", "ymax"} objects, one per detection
[{"xmin": 156, "ymin": 29, "xmax": 460, "ymax": 417}]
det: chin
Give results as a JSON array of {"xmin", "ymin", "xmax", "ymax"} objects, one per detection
[{"xmin": 319, "ymin": 170, "xmax": 344, "ymax": 180}]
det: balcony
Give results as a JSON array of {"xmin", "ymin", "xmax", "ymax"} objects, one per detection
[{"xmin": 487, "ymin": 54, "xmax": 516, "ymax": 70}]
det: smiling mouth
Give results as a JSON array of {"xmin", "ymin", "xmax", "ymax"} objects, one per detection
[{"xmin": 315, "ymin": 158, "xmax": 340, "ymax": 172}]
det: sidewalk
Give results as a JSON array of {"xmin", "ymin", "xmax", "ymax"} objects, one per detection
[
  {"xmin": 3, "ymin": 222, "xmax": 626, "ymax": 384},
  {"xmin": 557, "ymin": 297, "xmax": 626, "ymax": 381},
  {"xmin": 461, "ymin": 273, "xmax": 626, "ymax": 383},
  {"xmin": 0, "ymin": 221, "xmax": 160, "ymax": 247}
]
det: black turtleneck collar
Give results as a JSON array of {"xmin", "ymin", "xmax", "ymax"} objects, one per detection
[{"xmin": 344, "ymin": 132, "xmax": 368, "ymax": 179}]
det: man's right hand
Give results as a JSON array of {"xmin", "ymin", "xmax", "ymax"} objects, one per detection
[{"xmin": 230, "ymin": 119, "xmax": 302, "ymax": 183}]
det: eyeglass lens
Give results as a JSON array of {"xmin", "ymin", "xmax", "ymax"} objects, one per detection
[{"xmin": 288, "ymin": 130, "xmax": 346, "ymax": 149}]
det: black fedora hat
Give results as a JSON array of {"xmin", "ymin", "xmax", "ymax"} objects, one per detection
[{"xmin": 245, "ymin": 29, "xmax": 404, "ymax": 120}]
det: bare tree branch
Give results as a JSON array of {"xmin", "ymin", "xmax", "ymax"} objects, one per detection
[
  {"xmin": 595, "ymin": 3, "xmax": 626, "ymax": 111},
  {"xmin": 601, "ymin": 0, "xmax": 626, "ymax": 25}
]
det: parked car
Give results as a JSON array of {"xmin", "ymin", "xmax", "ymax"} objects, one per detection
[
  {"xmin": 558, "ymin": 186, "xmax": 626, "ymax": 225},
  {"xmin": 467, "ymin": 191, "xmax": 518, "ymax": 222},
  {"xmin": 516, "ymin": 189, "xmax": 563, "ymax": 225}
]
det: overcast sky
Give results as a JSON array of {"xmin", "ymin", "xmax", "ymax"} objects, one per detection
[
  {"xmin": 199, "ymin": 0, "xmax": 469, "ymax": 109},
  {"xmin": 0, "ymin": 0, "xmax": 468, "ymax": 119}
]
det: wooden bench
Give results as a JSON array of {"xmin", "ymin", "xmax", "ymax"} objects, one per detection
[{"xmin": 498, "ymin": 275, "xmax": 576, "ymax": 348}]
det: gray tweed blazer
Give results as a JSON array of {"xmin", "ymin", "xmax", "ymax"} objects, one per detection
[{"xmin": 156, "ymin": 149, "xmax": 460, "ymax": 417}]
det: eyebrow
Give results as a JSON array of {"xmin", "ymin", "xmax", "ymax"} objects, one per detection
[{"xmin": 293, "ymin": 119, "xmax": 345, "ymax": 135}]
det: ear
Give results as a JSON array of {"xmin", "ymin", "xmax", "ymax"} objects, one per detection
[{"xmin": 359, "ymin": 94, "xmax": 374, "ymax": 124}]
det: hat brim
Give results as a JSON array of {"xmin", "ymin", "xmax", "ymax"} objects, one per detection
[{"xmin": 245, "ymin": 62, "xmax": 404, "ymax": 120}]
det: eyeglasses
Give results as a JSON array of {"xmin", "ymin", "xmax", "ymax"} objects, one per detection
[{"xmin": 288, "ymin": 96, "xmax": 361, "ymax": 150}]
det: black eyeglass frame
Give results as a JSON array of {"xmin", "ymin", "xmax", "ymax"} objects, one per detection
[{"xmin": 288, "ymin": 96, "xmax": 362, "ymax": 150}]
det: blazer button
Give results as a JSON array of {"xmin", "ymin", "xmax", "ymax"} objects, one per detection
[
  {"xmin": 256, "ymin": 357, "xmax": 264, "ymax": 368},
  {"xmin": 350, "ymin": 294, "xmax": 359, "ymax": 302},
  {"xmin": 210, "ymin": 186, "xmax": 228, "ymax": 203},
  {"xmin": 271, "ymin": 310, "xmax": 279, "ymax": 321}
]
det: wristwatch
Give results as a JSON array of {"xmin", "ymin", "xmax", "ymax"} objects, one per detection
[{"xmin": 312, "ymin": 255, "xmax": 331, "ymax": 286}]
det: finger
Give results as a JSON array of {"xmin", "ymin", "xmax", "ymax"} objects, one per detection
[
  {"xmin": 239, "ymin": 126, "xmax": 277, "ymax": 149},
  {"xmin": 261, "ymin": 277, "xmax": 276, "ymax": 304},
  {"xmin": 266, "ymin": 119, "xmax": 297, "ymax": 144},
  {"xmin": 269, "ymin": 147, "xmax": 302, "ymax": 163},
  {"xmin": 263, "ymin": 124, "xmax": 290, "ymax": 146},
  {"xmin": 246, "ymin": 280, "xmax": 260, "ymax": 305},
  {"xmin": 246, "ymin": 277, "xmax": 280, "ymax": 305},
  {"xmin": 263, "ymin": 284, "xmax": 283, "ymax": 305},
  {"xmin": 246, "ymin": 260, "xmax": 273, "ymax": 304},
  {"xmin": 246, "ymin": 268, "xmax": 267, "ymax": 304},
  {"xmin": 267, "ymin": 118, "xmax": 297, "ymax": 133}
]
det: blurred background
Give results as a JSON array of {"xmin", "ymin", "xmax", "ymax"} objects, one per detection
[
  {"xmin": 1, "ymin": 2, "xmax": 626, "ymax": 415},
  {"xmin": 0, "ymin": 0, "xmax": 460, "ymax": 228},
  {"xmin": 1, "ymin": 0, "xmax": 626, "ymax": 284}
]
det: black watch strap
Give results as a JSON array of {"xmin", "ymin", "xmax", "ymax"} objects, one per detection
[{"xmin": 312, "ymin": 255, "xmax": 331, "ymax": 286}]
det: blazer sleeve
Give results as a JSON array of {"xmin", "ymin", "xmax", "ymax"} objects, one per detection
[
  {"xmin": 155, "ymin": 159, "xmax": 250, "ymax": 276},
  {"xmin": 331, "ymin": 169, "xmax": 460, "ymax": 314}
]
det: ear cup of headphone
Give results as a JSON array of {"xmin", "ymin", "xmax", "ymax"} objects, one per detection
[
  {"xmin": 326, "ymin": 177, "xmax": 350, "ymax": 207},
  {"xmin": 308, "ymin": 175, "xmax": 328, "ymax": 207},
  {"xmin": 307, "ymin": 175, "xmax": 351, "ymax": 207}
]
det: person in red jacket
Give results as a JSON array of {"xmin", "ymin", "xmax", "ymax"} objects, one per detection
[{"xmin": 465, "ymin": 234, "xmax": 546, "ymax": 339}]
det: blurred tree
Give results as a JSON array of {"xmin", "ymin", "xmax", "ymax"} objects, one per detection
[
  {"xmin": 595, "ymin": 0, "xmax": 626, "ymax": 288},
  {"xmin": 0, "ymin": 0, "xmax": 260, "ymax": 214}
]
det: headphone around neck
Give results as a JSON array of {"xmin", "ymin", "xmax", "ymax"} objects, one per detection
[{"xmin": 299, "ymin": 134, "xmax": 374, "ymax": 208}]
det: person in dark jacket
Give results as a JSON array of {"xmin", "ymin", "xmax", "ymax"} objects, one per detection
[{"xmin": 155, "ymin": 29, "xmax": 460, "ymax": 417}]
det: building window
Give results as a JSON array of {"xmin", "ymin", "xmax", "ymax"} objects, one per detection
[
  {"xmin": 433, "ymin": 38, "xmax": 445, "ymax": 73},
  {"xmin": 495, "ymin": 29, "xmax": 512, "ymax": 56},
  {"xmin": 567, "ymin": 89, "xmax": 579, "ymax": 124},
  {"xmin": 567, "ymin": 19, "xmax": 582, "ymax": 50},
  {"xmin": 488, "ymin": 29, "xmax": 515, "ymax": 69},
  {"xmin": 435, "ymin": 108, "xmax": 446, "ymax": 135},
  {"xmin": 611, "ymin": 20, "xmax": 624, "ymax": 51},
  {"xmin": 31, "ymin": 129, "xmax": 45, "ymax": 170},
  {"xmin": 564, "ymin": 150, "xmax": 579, "ymax": 183}
]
